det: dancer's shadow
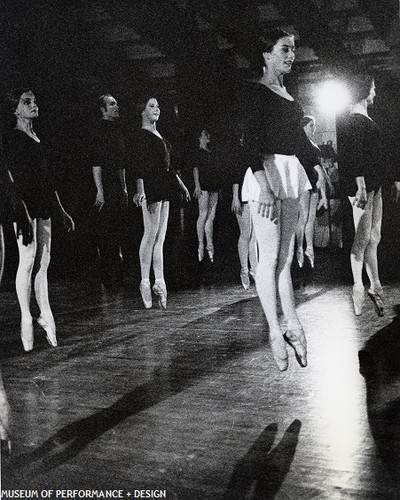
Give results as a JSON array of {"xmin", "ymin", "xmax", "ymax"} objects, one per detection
[
  {"xmin": 223, "ymin": 419, "xmax": 301, "ymax": 499},
  {"xmin": 358, "ymin": 305, "xmax": 400, "ymax": 485}
]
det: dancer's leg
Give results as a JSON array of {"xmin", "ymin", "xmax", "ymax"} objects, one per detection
[
  {"xmin": 15, "ymin": 219, "xmax": 37, "ymax": 350},
  {"xmin": 295, "ymin": 191, "xmax": 310, "ymax": 267},
  {"xmin": 249, "ymin": 201, "xmax": 281, "ymax": 335},
  {"xmin": 348, "ymin": 192, "xmax": 374, "ymax": 288},
  {"xmin": 15, "ymin": 219, "xmax": 37, "ymax": 322},
  {"xmin": 140, "ymin": 201, "xmax": 162, "ymax": 282},
  {"xmin": 277, "ymin": 198, "xmax": 302, "ymax": 331},
  {"xmin": 304, "ymin": 191, "xmax": 319, "ymax": 267},
  {"xmin": 152, "ymin": 200, "xmax": 170, "ymax": 284},
  {"xmin": 33, "ymin": 218, "xmax": 52, "ymax": 320},
  {"xmin": 236, "ymin": 205, "xmax": 252, "ymax": 272},
  {"xmin": 33, "ymin": 218, "xmax": 57, "ymax": 346},
  {"xmin": 196, "ymin": 191, "xmax": 208, "ymax": 259},
  {"xmin": 204, "ymin": 191, "xmax": 218, "ymax": 253},
  {"xmin": 364, "ymin": 188, "xmax": 383, "ymax": 291}
]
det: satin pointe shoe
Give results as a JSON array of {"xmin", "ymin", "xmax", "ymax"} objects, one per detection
[
  {"xmin": 206, "ymin": 246, "xmax": 214, "ymax": 263},
  {"xmin": 20, "ymin": 319, "xmax": 34, "ymax": 352},
  {"xmin": 198, "ymin": 245, "xmax": 204, "ymax": 262},
  {"xmin": 139, "ymin": 281, "xmax": 152, "ymax": 309},
  {"xmin": 152, "ymin": 282, "xmax": 167, "ymax": 309},
  {"xmin": 270, "ymin": 335, "xmax": 289, "ymax": 372},
  {"xmin": 352, "ymin": 285, "xmax": 365, "ymax": 316},
  {"xmin": 240, "ymin": 269, "xmax": 250, "ymax": 290},
  {"xmin": 284, "ymin": 328, "xmax": 307, "ymax": 368},
  {"xmin": 37, "ymin": 316, "xmax": 57, "ymax": 347},
  {"xmin": 367, "ymin": 287, "xmax": 384, "ymax": 317},
  {"xmin": 304, "ymin": 247, "xmax": 315, "ymax": 269}
]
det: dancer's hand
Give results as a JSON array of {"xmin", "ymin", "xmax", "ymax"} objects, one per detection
[
  {"xmin": 94, "ymin": 191, "xmax": 105, "ymax": 212},
  {"xmin": 193, "ymin": 186, "xmax": 202, "ymax": 199},
  {"xmin": 257, "ymin": 188, "xmax": 277, "ymax": 220},
  {"xmin": 15, "ymin": 201, "xmax": 34, "ymax": 246},
  {"xmin": 353, "ymin": 186, "xmax": 367, "ymax": 210},
  {"xmin": 231, "ymin": 197, "xmax": 242, "ymax": 215},
  {"xmin": 61, "ymin": 211, "xmax": 75, "ymax": 232},
  {"xmin": 133, "ymin": 192, "xmax": 145, "ymax": 207}
]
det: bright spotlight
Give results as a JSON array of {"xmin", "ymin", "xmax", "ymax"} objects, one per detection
[{"xmin": 316, "ymin": 80, "xmax": 351, "ymax": 114}]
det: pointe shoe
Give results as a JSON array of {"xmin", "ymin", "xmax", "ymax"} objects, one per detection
[
  {"xmin": 352, "ymin": 285, "xmax": 365, "ymax": 316},
  {"xmin": 270, "ymin": 335, "xmax": 289, "ymax": 372},
  {"xmin": 20, "ymin": 319, "xmax": 34, "ymax": 352},
  {"xmin": 368, "ymin": 287, "xmax": 384, "ymax": 317},
  {"xmin": 198, "ymin": 246, "xmax": 204, "ymax": 262},
  {"xmin": 304, "ymin": 247, "xmax": 314, "ymax": 269},
  {"xmin": 152, "ymin": 282, "xmax": 167, "ymax": 309},
  {"xmin": 296, "ymin": 249, "xmax": 304, "ymax": 268},
  {"xmin": 240, "ymin": 269, "xmax": 250, "ymax": 290},
  {"xmin": 37, "ymin": 316, "xmax": 57, "ymax": 347},
  {"xmin": 284, "ymin": 328, "xmax": 307, "ymax": 368},
  {"xmin": 206, "ymin": 246, "xmax": 214, "ymax": 263},
  {"xmin": 249, "ymin": 269, "xmax": 256, "ymax": 281},
  {"xmin": 139, "ymin": 281, "xmax": 152, "ymax": 309}
]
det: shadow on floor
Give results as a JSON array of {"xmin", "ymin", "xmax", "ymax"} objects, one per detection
[
  {"xmin": 223, "ymin": 419, "xmax": 301, "ymax": 500},
  {"xmin": 359, "ymin": 304, "xmax": 400, "ymax": 487}
]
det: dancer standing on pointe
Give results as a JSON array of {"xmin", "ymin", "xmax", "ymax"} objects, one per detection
[
  {"xmin": 2, "ymin": 88, "xmax": 75, "ymax": 351},
  {"xmin": 338, "ymin": 75, "xmax": 400, "ymax": 317},
  {"xmin": 132, "ymin": 96, "xmax": 190, "ymax": 309},
  {"xmin": 193, "ymin": 129, "xmax": 220, "ymax": 264},
  {"xmin": 240, "ymin": 29, "xmax": 321, "ymax": 371},
  {"xmin": 295, "ymin": 115, "xmax": 328, "ymax": 269}
]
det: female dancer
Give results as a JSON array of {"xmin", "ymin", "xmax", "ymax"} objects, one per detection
[
  {"xmin": 2, "ymin": 88, "xmax": 75, "ymax": 351},
  {"xmin": 241, "ymin": 29, "xmax": 321, "ymax": 371},
  {"xmin": 338, "ymin": 76, "xmax": 399, "ymax": 316},
  {"xmin": 295, "ymin": 116, "xmax": 327, "ymax": 268},
  {"xmin": 231, "ymin": 136, "xmax": 257, "ymax": 289},
  {"xmin": 193, "ymin": 129, "xmax": 219, "ymax": 263},
  {"xmin": 133, "ymin": 96, "xmax": 190, "ymax": 309}
]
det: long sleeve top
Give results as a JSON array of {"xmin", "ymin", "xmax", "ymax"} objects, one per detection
[
  {"xmin": 239, "ymin": 83, "xmax": 320, "ymax": 175},
  {"xmin": 337, "ymin": 113, "xmax": 387, "ymax": 196},
  {"xmin": 3, "ymin": 129, "xmax": 55, "ymax": 220},
  {"xmin": 131, "ymin": 129, "xmax": 179, "ymax": 204}
]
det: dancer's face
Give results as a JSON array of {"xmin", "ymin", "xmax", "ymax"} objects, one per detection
[
  {"xmin": 15, "ymin": 91, "xmax": 38, "ymax": 120},
  {"xmin": 142, "ymin": 98, "xmax": 160, "ymax": 123},
  {"xmin": 101, "ymin": 96, "xmax": 119, "ymax": 121},
  {"xmin": 263, "ymin": 35, "xmax": 295, "ymax": 76},
  {"xmin": 304, "ymin": 120, "xmax": 316, "ymax": 140}
]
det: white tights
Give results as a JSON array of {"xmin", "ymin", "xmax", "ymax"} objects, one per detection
[
  {"xmin": 140, "ymin": 200, "xmax": 169, "ymax": 285},
  {"xmin": 250, "ymin": 198, "xmax": 301, "ymax": 336},
  {"xmin": 348, "ymin": 188, "xmax": 382, "ymax": 291},
  {"xmin": 14, "ymin": 218, "xmax": 53, "ymax": 323},
  {"xmin": 236, "ymin": 203, "xmax": 257, "ymax": 274},
  {"xmin": 296, "ymin": 190, "xmax": 318, "ymax": 256}
]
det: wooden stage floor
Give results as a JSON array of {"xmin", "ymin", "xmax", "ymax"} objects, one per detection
[{"xmin": 1, "ymin": 251, "xmax": 400, "ymax": 499}]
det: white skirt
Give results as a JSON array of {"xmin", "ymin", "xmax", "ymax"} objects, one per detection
[{"xmin": 242, "ymin": 154, "xmax": 311, "ymax": 201}]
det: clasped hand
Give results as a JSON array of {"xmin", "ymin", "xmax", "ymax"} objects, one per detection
[{"xmin": 257, "ymin": 189, "xmax": 277, "ymax": 220}]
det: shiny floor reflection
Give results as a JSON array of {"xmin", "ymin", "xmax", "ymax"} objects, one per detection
[{"xmin": 1, "ymin": 270, "xmax": 400, "ymax": 498}]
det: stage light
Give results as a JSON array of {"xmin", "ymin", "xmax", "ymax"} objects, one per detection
[{"xmin": 316, "ymin": 80, "xmax": 351, "ymax": 114}]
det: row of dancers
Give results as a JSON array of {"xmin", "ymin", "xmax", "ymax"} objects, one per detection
[{"xmin": 1, "ymin": 28, "xmax": 400, "ymax": 377}]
